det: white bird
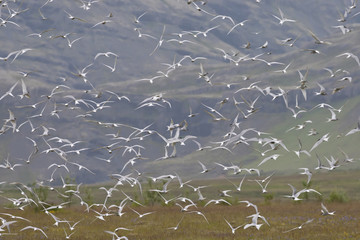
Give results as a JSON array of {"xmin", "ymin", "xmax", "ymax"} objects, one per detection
[
  {"xmin": 186, "ymin": 211, "xmax": 209, "ymax": 224},
  {"xmin": 336, "ymin": 8, "xmax": 349, "ymax": 22},
  {"xmin": 211, "ymin": 14, "xmax": 235, "ymax": 24},
  {"xmin": 20, "ymin": 226, "xmax": 48, "ymax": 238},
  {"xmin": 240, "ymin": 95, "xmax": 261, "ymax": 114},
  {"xmin": 323, "ymin": 67, "xmax": 341, "ymax": 78},
  {"xmin": 186, "ymin": 183, "xmax": 208, "ymax": 194},
  {"xmin": 175, "ymin": 202, "xmax": 197, "ymax": 212},
  {"xmin": 315, "ymin": 82, "xmax": 327, "ymax": 96},
  {"xmin": 104, "ymin": 231, "xmax": 129, "ymax": 240},
  {"xmin": 234, "ymin": 81, "xmax": 262, "ymax": 94},
  {"xmin": 283, "ymin": 219, "xmax": 314, "ymax": 233},
  {"xmin": 103, "ymin": 57, "xmax": 117, "ymax": 72},
  {"xmin": 149, "ymin": 178, "xmax": 172, "ymax": 194},
  {"xmin": 336, "ymin": 52, "xmax": 360, "ymax": 67},
  {"xmin": 64, "ymin": 10, "xmax": 87, "ymax": 22},
  {"xmin": 108, "ymin": 198, "xmax": 128, "ymax": 217},
  {"xmin": 0, "ymin": 219, "xmax": 17, "ymax": 233},
  {"xmin": 136, "ymin": 75, "xmax": 162, "ymax": 84},
  {"xmin": 166, "ymin": 39, "xmax": 197, "ymax": 45},
  {"xmin": 0, "ymin": 16, "xmax": 22, "ymax": 28},
  {"xmin": 193, "ymin": 25, "xmax": 219, "ymax": 38},
  {"xmin": 193, "ymin": 140, "xmax": 211, "ymax": 151},
  {"xmin": 190, "ymin": 1, "xmax": 212, "ymax": 14},
  {"xmin": 0, "ymin": 156, "xmax": 23, "ymax": 171},
  {"xmin": 198, "ymin": 62, "xmax": 208, "ymax": 78},
  {"xmin": 105, "ymin": 90, "xmax": 130, "ymax": 102},
  {"xmin": 349, "ymin": 0, "xmax": 358, "ymax": 9},
  {"xmin": 324, "ymin": 156, "xmax": 340, "ymax": 170},
  {"xmin": 167, "ymin": 216, "xmax": 184, "ymax": 231},
  {"xmin": 272, "ymin": 8, "xmax": 296, "ymax": 25},
  {"xmin": 308, "ymin": 30, "xmax": 331, "ymax": 44},
  {"xmin": 9, "ymin": 48, "xmax": 33, "ymax": 63},
  {"xmin": 337, "ymin": 76, "xmax": 352, "ymax": 83},
  {"xmin": 187, "ymin": 105, "xmax": 199, "ymax": 118},
  {"xmin": 299, "ymin": 168, "xmax": 312, "ymax": 185},
  {"xmin": 99, "ymin": 186, "xmax": 118, "ymax": 199},
  {"xmin": 257, "ymin": 41, "xmax": 268, "ymax": 49},
  {"xmin": 204, "ymin": 110, "xmax": 229, "ymax": 122},
  {"xmin": 134, "ymin": 11, "xmax": 147, "ymax": 23},
  {"xmin": 243, "ymin": 216, "xmax": 263, "ymax": 230},
  {"xmin": 129, "ymin": 207, "xmax": 155, "ymax": 219},
  {"xmin": 287, "ymin": 106, "xmax": 307, "ymax": 119},
  {"xmin": 48, "ymin": 163, "xmax": 69, "ymax": 172},
  {"xmin": 274, "ymin": 61, "xmax": 292, "ymax": 74},
  {"xmin": 224, "ymin": 218, "xmax": 243, "ymax": 234},
  {"xmin": 262, "ymin": 137, "xmax": 289, "ymax": 152},
  {"xmin": 284, "ymin": 184, "xmax": 321, "ymax": 201},
  {"xmin": 297, "ymin": 70, "xmax": 308, "ymax": 101},
  {"xmin": 253, "ymin": 179, "xmax": 272, "ymax": 193},
  {"xmin": 293, "ymin": 137, "xmax": 310, "ymax": 157},
  {"xmin": 321, "ymin": 203, "xmax": 335, "ymax": 216},
  {"xmin": 239, "ymin": 200, "xmax": 259, "ymax": 213},
  {"xmin": 63, "ymin": 228, "xmax": 76, "ymax": 239},
  {"xmin": 94, "ymin": 51, "xmax": 119, "ymax": 60},
  {"xmin": 204, "ymin": 198, "xmax": 231, "ymax": 207},
  {"xmin": 0, "ymin": 81, "xmax": 19, "ymax": 101},
  {"xmin": 26, "ymin": 28, "xmax": 55, "ymax": 38},
  {"xmin": 135, "ymin": 102, "xmax": 165, "ymax": 110},
  {"xmin": 287, "ymin": 120, "xmax": 312, "ymax": 133},
  {"xmin": 179, "ymin": 55, "xmax": 207, "ymax": 64},
  {"xmin": 256, "ymin": 58, "xmax": 284, "ymax": 66},
  {"xmin": 314, "ymin": 153, "xmax": 326, "ymax": 170},
  {"xmin": 114, "ymin": 226, "xmax": 133, "ymax": 232},
  {"xmin": 158, "ymin": 193, "xmax": 181, "ymax": 205},
  {"xmin": 0, "ymin": 213, "xmax": 30, "ymax": 222},
  {"xmin": 149, "ymin": 25, "xmax": 166, "ymax": 56},
  {"xmin": 134, "ymin": 28, "xmax": 156, "ymax": 39},
  {"xmin": 338, "ymin": 148, "xmax": 354, "ymax": 163},
  {"xmin": 326, "ymin": 108, "xmax": 338, "ymax": 122},
  {"xmin": 310, "ymin": 133, "xmax": 330, "ymax": 152},
  {"xmin": 226, "ymin": 175, "xmax": 246, "ymax": 192},
  {"xmin": 4, "ymin": 109, "xmax": 17, "ymax": 132},
  {"xmin": 284, "ymin": 184, "xmax": 304, "ymax": 201},
  {"xmin": 69, "ymin": 161, "xmax": 95, "ymax": 175},
  {"xmin": 175, "ymin": 172, "xmax": 191, "ymax": 188},
  {"xmin": 18, "ymin": 79, "xmax": 30, "ymax": 99},
  {"xmin": 332, "ymin": 25, "xmax": 351, "ymax": 34},
  {"xmin": 227, "ymin": 19, "xmax": 249, "ymax": 35},
  {"xmin": 258, "ymin": 154, "xmax": 281, "ymax": 166},
  {"xmin": 66, "ymin": 36, "xmax": 83, "ymax": 48},
  {"xmin": 0, "ymin": 50, "xmax": 19, "ymax": 62},
  {"xmin": 219, "ymin": 189, "xmax": 232, "ymax": 197},
  {"xmin": 345, "ymin": 117, "xmax": 360, "ymax": 136},
  {"xmin": 71, "ymin": 63, "xmax": 93, "ymax": 83},
  {"xmin": 92, "ymin": 19, "xmax": 112, "ymax": 28},
  {"xmin": 91, "ymin": 209, "xmax": 114, "ymax": 222}
]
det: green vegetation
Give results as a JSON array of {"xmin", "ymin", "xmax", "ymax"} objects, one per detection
[
  {"xmin": 0, "ymin": 201, "xmax": 359, "ymax": 239},
  {"xmin": 0, "ymin": 169, "xmax": 359, "ymax": 239},
  {"xmin": 328, "ymin": 191, "xmax": 348, "ymax": 203}
]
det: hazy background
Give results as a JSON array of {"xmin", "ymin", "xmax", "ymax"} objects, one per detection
[{"xmin": 0, "ymin": 0, "xmax": 359, "ymax": 184}]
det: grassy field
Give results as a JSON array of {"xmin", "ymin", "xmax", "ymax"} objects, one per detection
[
  {"xmin": 0, "ymin": 169, "xmax": 359, "ymax": 239},
  {"xmin": 0, "ymin": 201, "xmax": 359, "ymax": 239}
]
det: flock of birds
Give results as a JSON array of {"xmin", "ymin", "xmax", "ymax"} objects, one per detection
[{"xmin": 0, "ymin": 0, "xmax": 360, "ymax": 239}]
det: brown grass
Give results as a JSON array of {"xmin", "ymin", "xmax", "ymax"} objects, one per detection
[{"xmin": 1, "ymin": 201, "xmax": 359, "ymax": 239}]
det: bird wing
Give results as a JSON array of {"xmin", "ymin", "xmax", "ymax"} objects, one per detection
[{"xmin": 198, "ymin": 161, "xmax": 207, "ymax": 171}]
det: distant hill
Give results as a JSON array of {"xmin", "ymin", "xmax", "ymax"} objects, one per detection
[{"xmin": 0, "ymin": 0, "xmax": 359, "ymax": 184}]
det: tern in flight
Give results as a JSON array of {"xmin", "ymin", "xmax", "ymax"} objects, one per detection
[
  {"xmin": 283, "ymin": 219, "xmax": 314, "ymax": 233},
  {"xmin": 224, "ymin": 218, "xmax": 244, "ymax": 234},
  {"xmin": 272, "ymin": 8, "xmax": 296, "ymax": 25}
]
